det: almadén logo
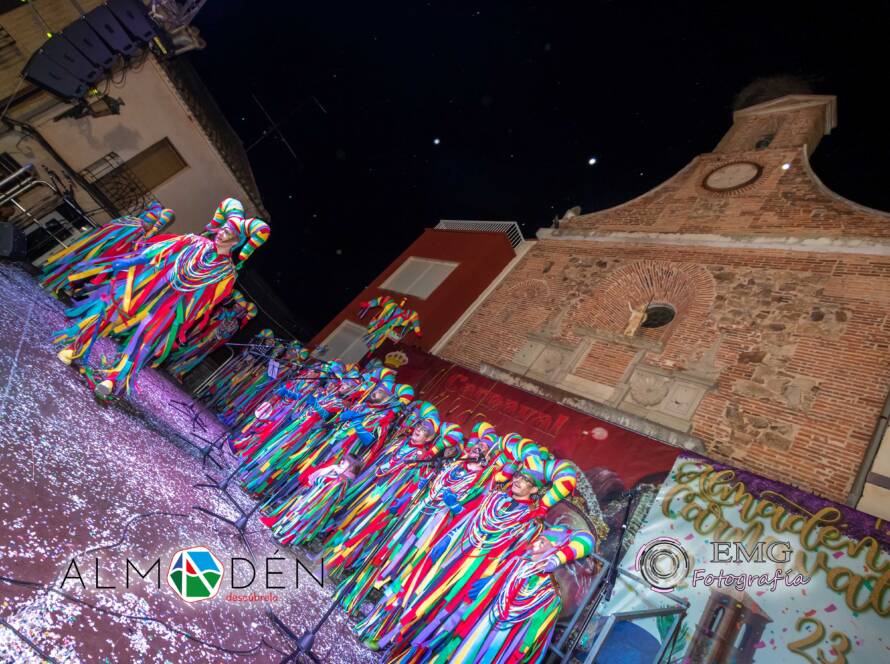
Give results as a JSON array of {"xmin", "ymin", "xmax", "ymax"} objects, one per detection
[{"xmin": 59, "ymin": 546, "xmax": 324, "ymax": 604}]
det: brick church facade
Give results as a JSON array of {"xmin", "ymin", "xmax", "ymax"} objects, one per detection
[{"xmin": 437, "ymin": 95, "xmax": 890, "ymax": 512}]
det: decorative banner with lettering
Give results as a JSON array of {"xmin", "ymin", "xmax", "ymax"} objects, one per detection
[{"xmin": 594, "ymin": 454, "xmax": 890, "ymax": 662}]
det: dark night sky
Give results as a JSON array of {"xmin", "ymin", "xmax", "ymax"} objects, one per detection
[{"xmin": 189, "ymin": 1, "xmax": 890, "ymax": 338}]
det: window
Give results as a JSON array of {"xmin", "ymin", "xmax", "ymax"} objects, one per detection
[
  {"xmin": 755, "ymin": 134, "xmax": 774, "ymax": 149},
  {"xmin": 0, "ymin": 152, "xmax": 20, "ymax": 177},
  {"xmin": 319, "ymin": 320, "xmax": 368, "ymax": 364},
  {"xmin": 641, "ymin": 303, "xmax": 676, "ymax": 329},
  {"xmin": 111, "ymin": 138, "xmax": 187, "ymax": 191},
  {"xmin": 707, "ymin": 606, "xmax": 725, "ymax": 635},
  {"xmin": 0, "ymin": 26, "xmax": 23, "ymax": 64},
  {"xmin": 380, "ymin": 257, "xmax": 457, "ymax": 299},
  {"xmin": 85, "ymin": 139, "xmax": 187, "ymax": 214}
]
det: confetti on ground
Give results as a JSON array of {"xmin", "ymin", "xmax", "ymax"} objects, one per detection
[{"xmin": 0, "ymin": 263, "xmax": 377, "ymax": 663}]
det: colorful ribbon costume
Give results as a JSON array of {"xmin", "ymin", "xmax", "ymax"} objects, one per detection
[
  {"xmin": 54, "ymin": 198, "xmax": 268, "ymax": 396},
  {"xmin": 358, "ymin": 296, "xmax": 422, "ymax": 352},
  {"xmin": 379, "ymin": 438, "xmax": 578, "ymax": 661},
  {"xmin": 198, "ymin": 328, "xmax": 275, "ymax": 408},
  {"xmin": 39, "ymin": 202, "xmax": 174, "ymax": 296},
  {"xmin": 165, "ymin": 290, "xmax": 257, "ymax": 379}
]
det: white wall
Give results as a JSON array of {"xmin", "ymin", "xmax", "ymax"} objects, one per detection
[{"xmin": 32, "ymin": 56, "xmax": 260, "ymax": 235}]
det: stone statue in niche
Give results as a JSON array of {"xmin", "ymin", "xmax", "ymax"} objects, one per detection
[{"xmin": 623, "ymin": 302, "xmax": 649, "ymax": 337}]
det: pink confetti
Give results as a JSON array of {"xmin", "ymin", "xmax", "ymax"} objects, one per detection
[
  {"xmin": 824, "ymin": 604, "xmax": 837, "ymax": 612},
  {"xmin": 754, "ymin": 641, "xmax": 766, "ymax": 649},
  {"xmin": 684, "ymin": 534, "xmax": 695, "ymax": 540},
  {"xmin": 833, "ymin": 551, "xmax": 845, "ymax": 558},
  {"xmin": 804, "ymin": 609, "xmax": 817, "ymax": 617}
]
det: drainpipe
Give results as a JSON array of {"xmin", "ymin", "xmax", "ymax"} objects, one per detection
[
  {"xmin": 1, "ymin": 116, "xmax": 122, "ymax": 218},
  {"xmin": 846, "ymin": 388, "xmax": 890, "ymax": 507}
]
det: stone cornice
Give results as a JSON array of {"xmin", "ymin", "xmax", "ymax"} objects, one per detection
[{"xmin": 537, "ymin": 228, "xmax": 890, "ymax": 256}]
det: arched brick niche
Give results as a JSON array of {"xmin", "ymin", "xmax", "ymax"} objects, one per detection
[
  {"xmin": 504, "ymin": 278, "xmax": 550, "ymax": 301},
  {"xmin": 571, "ymin": 260, "xmax": 716, "ymax": 348}
]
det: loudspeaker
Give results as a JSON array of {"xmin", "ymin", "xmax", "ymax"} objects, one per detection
[
  {"xmin": 0, "ymin": 222, "xmax": 27, "ymax": 260},
  {"xmin": 23, "ymin": 51, "xmax": 88, "ymax": 99},
  {"xmin": 85, "ymin": 6, "xmax": 138, "ymax": 56},
  {"xmin": 107, "ymin": 0, "xmax": 156, "ymax": 42},
  {"xmin": 62, "ymin": 18, "xmax": 115, "ymax": 69},
  {"xmin": 42, "ymin": 34, "xmax": 102, "ymax": 83}
]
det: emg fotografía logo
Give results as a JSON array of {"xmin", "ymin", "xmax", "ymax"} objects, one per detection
[
  {"xmin": 166, "ymin": 546, "xmax": 224, "ymax": 603},
  {"xmin": 636, "ymin": 537, "xmax": 690, "ymax": 593}
]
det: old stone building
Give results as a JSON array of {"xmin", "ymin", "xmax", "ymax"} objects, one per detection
[{"xmin": 437, "ymin": 94, "xmax": 890, "ymax": 513}]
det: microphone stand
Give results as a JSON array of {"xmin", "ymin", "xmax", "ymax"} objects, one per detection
[
  {"xmin": 267, "ymin": 448, "xmax": 454, "ymax": 662},
  {"xmin": 192, "ymin": 381, "xmax": 402, "ymax": 558},
  {"xmin": 602, "ymin": 485, "xmax": 640, "ymax": 603}
]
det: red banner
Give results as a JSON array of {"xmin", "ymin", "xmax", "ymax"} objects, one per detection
[{"xmin": 376, "ymin": 343, "xmax": 681, "ymax": 490}]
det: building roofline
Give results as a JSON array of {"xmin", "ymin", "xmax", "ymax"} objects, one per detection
[{"xmin": 733, "ymin": 94, "xmax": 837, "ymax": 135}]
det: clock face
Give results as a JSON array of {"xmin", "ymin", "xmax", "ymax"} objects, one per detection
[{"xmin": 703, "ymin": 162, "xmax": 762, "ymax": 192}]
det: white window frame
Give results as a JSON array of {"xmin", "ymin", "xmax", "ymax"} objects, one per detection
[
  {"xmin": 318, "ymin": 320, "xmax": 368, "ymax": 364},
  {"xmin": 379, "ymin": 256, "xmax": 458, "ymax": 300}
]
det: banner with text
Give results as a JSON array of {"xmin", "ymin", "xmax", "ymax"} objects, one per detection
[{"xmin": 594, "ymin": 454, "xmax": 890, "ymax": 662}]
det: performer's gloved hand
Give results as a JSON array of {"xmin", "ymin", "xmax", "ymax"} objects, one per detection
[
  {"xmin": 388, "ymin": 494, "xmax": 410, "ymax": 514},
  {"xmin": 441, "ymin": 490, "xmax": 461, "ymax": 515},
  {"xmin": 112, "ymin": 255, "xmax": 150, "ymax": 271},
  {"xmin": 355, "ymin": 427, "xmax": 374, "ymax": 446},
  {"xmin": 467, "ymin": 576, "xmax": 491, "ymax": 600},
  {"xmin": 429, "ymin": 534, "xmax": 451, "ymax": 560}
]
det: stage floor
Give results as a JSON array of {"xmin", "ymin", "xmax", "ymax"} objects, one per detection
[{"xmin": 0, "ymin": 262, "xmax": 375, "ymax": 663}]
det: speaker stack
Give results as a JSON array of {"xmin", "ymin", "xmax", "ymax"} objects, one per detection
[
  {"xmin": 23, "ymin": 0, "xmax": 160, "ymax": 101},
  {"xmin": 0, "ymin": 222, "xmax": 27, "ymax": 260}
]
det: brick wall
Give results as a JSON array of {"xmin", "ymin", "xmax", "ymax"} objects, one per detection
[
  {"xmin": 440, "ymin": 240, "xmax": 890, "ymax": 502},
  {"xmin": 439, "ymin": 96, "xmax": 890, "ymax": 503}
]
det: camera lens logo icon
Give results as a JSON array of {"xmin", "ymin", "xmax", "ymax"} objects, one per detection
[{"xmin": 636, "ymin": 537, "xmax": 690, "ymax": 593}]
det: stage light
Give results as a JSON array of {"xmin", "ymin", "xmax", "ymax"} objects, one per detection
[
  {"xmin": 588, "ymin": 157, "xmax": 597, "ymax": 165},
  {"xmin": 782, "ymin": 163, "xmax": 791, "ymax": 170}
]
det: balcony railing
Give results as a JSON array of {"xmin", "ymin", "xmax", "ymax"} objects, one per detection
[
  {"xmin": 435, "ymin": 219, "xmax": 524, "ymax": 248},
  {"xmin": 79, "ymin": 153, "xmax": 156, "ymax": 217}
]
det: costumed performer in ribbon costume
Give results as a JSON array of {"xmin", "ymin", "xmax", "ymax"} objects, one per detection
[
  {"xmin": 40, "ymin": 202, "xmax": 174, "ymax": 296},
  {"xmin": 426, "ymin": 525, "xmax": 596, "ymax": 663},
  {"xmin": 354, "ymin": 422, "xmax": 501, "ymax": 647},
  {"xmin": 54, "ymin": 197, "xmax": 269, "ymax": 397},
  {"xmin": 379, "ymin": 437, "xmax": 578, "ymax": 661},
  {"xmin": 198, "ymin": 328, "xmax": 275, "ymax": 407},
  {"xmin": 166, "ymin": 290, "xmax": 257, "ymax": 379},
  {"xmin": 358, "ymin": 296, "xmax": 422, "ymax": 352}
]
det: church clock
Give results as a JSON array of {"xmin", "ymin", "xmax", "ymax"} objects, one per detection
[{"xmin": 702, "ymin": 161, "xmax": 762, "ymax": 192}]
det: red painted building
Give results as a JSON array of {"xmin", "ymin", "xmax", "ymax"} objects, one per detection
[{"xmin": 310, "ymin": 222, "xmax": 521, "ymax": 362}]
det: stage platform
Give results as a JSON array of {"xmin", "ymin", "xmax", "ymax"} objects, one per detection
[{"xmin": 0, "ymin": 262, "xmax": 375, "ymax": 663}]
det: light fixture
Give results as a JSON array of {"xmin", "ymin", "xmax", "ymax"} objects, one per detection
[
  {"xmin": 588, "ymin": 157, "xmax": 597, "ymax": 165},
  {"xmin": 781, "ymin": 163, "xmax": 791, "ymax": 170},
  {"xmin": 433, "ymin": 138, "xmax": 441, "ymax": 145}
]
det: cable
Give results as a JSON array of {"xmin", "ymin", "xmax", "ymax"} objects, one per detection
[
  {"xmin": 0, "ymin": 568, "xmax": 287, "ymax": 659},
  {"xmin": 82, "ymin": 510, "xmax": 191, "ymax": 554},
  {"xmin": 0, "ymin": 76, "xmax": 25, "ymax": 125},
  {"xmin": 236, "ymin": 281, "xmax": 298, "ymax": 339},
  {"xmin": 0, "ymin": 616, "xmax": 59, "ymax": 663}
]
